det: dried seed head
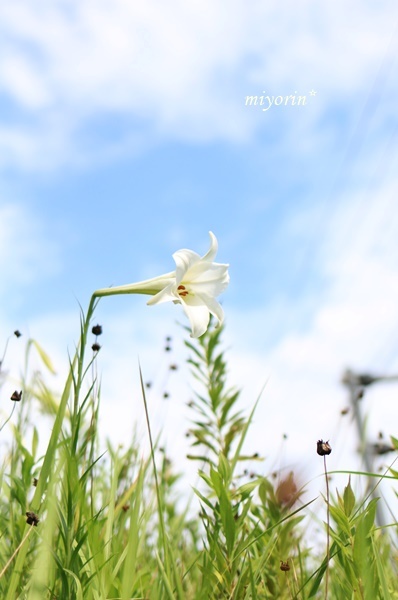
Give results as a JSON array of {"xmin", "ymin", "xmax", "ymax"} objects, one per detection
[
  {"xmin": 280, "ymin": 561, "xmax": 290, "ymax": 572},
  {"xmin": 10, "ymin": 390, "xmax": 22, "ymax": 402},
  {"xmin": 169, "ymin": 364, "xmax": 178, "ymax": 370},
  {"xmin": 91, "ymin": 342, "xmax": 101, "ymax": 352},
  {"xmin": 26, "ymin": 511, "xmax": 40, "ymax": 526},
  {"xmin": 92, "ymin": 324, "xmax": 103, "ymax": 336},
  {"xmin": 32, "ymin": 478, "xmax": 38, "ymax": 487},
  {"xmin": 373, "ymin": 442, "xmax": 394, "ymax": 455},
  {"xmin": 276, "ymin": 472, "xmax": 299, "ymax": 507},
  {"xmin": 317, "ymin": 439, "xmax": 332, "ymax": 456},
  {"xmin": 14, "ymin": 330, "xmax": 22, "ymax": 338}
]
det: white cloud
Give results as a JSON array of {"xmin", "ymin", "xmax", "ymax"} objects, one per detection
[
  {"xmin": 0, "ymin": 0, "xmax": 396, "ymax": 168},
  {"xmin": 1, "ymin": 52, "xmax": 50, "ymax": 109},
  {"xmin": 0, "ymin": 203, "xmax": 61, "ymax": 295}
]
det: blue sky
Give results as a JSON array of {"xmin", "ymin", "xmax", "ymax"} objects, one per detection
[{"xmin": 2, "ymin": 1, "xmax": 398, "ymax": 504}]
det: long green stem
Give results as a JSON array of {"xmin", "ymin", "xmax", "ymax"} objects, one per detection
[
  {"xmin": 138, "ymin": 366, "xmax": 170, "ymax": 578},
  {"xmin": 74, "ymin": 295, "xmax": 98, "ymax": 417}
]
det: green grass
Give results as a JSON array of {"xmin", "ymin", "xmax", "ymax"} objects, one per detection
[{"xmin": 1, "ymin": 305, "xmax": 397, "ymax": 599}]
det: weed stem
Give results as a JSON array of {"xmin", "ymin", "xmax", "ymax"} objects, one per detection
[
  {"xmin": 0, "ymin": 527, "xmax": 34, "ymax": 580},
  {"xmin": 324, "ymin": 455, "xmax": 330, "ymax": 600}
]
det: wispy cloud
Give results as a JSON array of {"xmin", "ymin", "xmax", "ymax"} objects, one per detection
[
  {"xmin": 0, "ymin": 202, "xmax": 61, "ymax": 296},
  {"xmin": 0, "ymin": 0, "xmax": 396, "ymax": 169},
  {"xmin": 223, "ymin": 183, "xmax": 398, "ymax": 483}
]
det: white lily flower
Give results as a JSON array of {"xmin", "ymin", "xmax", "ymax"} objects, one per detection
[{"xmin": 93, "ymin": 232, "xmax": 229, "ymax": 338}]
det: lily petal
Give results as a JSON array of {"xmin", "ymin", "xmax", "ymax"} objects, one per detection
[
  {"xmin": 180, "ymin": 300, "xmax": 212, "ymax": 338},
  {"xmin": 201, "ymin": 231, "xmax": 218, "ymax": 262},
  {"xmin": 186, "ymin": 262, "xmax": 230, "ymax": 296},
  {"xmin": 173, "ymin": 249, "xmax": 202, "ymax": 285},
  {"xmin": 147, "ymin": 283, "xmax": 179, "ymax": 306},
  {"xmin": 192, "ymin": 292, "xmax": 225, "ymax": 326}
]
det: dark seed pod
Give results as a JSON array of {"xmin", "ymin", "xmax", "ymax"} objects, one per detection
[
  {"xmin": 26, "ymin": 511, "xmax": 40, "ymax": 526},
  {"xmin": 317, "ymin": 439, "xmax": 332, "ymax": 456}
]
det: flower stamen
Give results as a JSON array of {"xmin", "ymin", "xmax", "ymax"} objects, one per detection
[{"xmin": 178, "ymin": 285, "xmax": 189, "ymax": 297}]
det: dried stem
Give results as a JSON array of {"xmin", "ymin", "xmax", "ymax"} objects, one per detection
[
  {"xmin": 323, "ymin": 454, "xmax": 330, "ymax": 600},
  {"xmin": 0, "ymin": 527, "xmax": 34, "ymax": 580}
]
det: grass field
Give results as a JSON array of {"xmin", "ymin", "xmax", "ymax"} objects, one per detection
[{"xmin": 1, "ymin": 300, "xmax": 397, "ymax": 599}]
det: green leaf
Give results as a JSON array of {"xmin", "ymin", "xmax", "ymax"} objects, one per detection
[
  {"xmin": 390, "ymin": 435, "xmax": 398, "ymax": 450},
  {"xmin": 30, "ymin": 339, "xmax": 57, "ymax": 374},
  {"xmin": 209, "ymin": 465, "xmax": 222, "ymax": 497},
  {"xmin": 343, "ymin": 477, "xmax": 356, "ymax": 517},
  {"xmin": 218, "ymin": 452, "xmax": 231, "ymax": 484},
  {"xmin": 219, "ymin": 485, "xmax": 235, "ymax": 556},
  {"xmin": 329, "ymin": 504, "xmax": 351, "ymax": 538},
  {"xmin": 31, "ymin": 426, "xmax": 39, "ymax": 459}
]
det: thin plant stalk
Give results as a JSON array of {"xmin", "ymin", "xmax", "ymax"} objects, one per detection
[
  {"xmin": 0, "ymin": 402, "xmax": 17, "ymax": 433},
  {"xmin": 0, "ymin": 527, "xmax": 34, "ymax": 580},
  {"xmin": 138, "ymin": 366, "xmax": 169, "ymax": 572},
  {"xmin": 323, "ymin": 454, "xmax": 330, "ymax": 600}
]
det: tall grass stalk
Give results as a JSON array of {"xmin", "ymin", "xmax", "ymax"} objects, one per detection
[{"xmin": 323, "ymin": 454, "xmax": 330, "ymax": 600}]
